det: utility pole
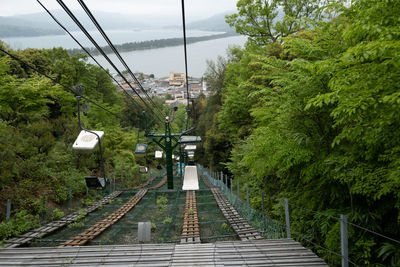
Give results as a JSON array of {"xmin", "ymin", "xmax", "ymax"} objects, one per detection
[
  {"xmin": 146, "ymin": 116, "xmax": 180, "ymax": 190},
  {"xmin": 144, "ymin": 110, "xmax": 201, "ymax": 190}
]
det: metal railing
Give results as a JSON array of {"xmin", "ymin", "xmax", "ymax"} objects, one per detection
[
  {"xmin": 198, "ymin": 165, "xmax": 286, "ymax": 239},
  {"xmin": 198, "ymin": 165, "xmax": 400, "ymax": 267}
]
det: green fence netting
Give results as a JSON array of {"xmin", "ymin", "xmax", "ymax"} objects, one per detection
[
  {"xmin": 198, "ymin": 165, "xmax": 286, "ymax": 239},
  {"xmin": 30, "ymin": 165, "xmax": 239, "ymax": 246}
]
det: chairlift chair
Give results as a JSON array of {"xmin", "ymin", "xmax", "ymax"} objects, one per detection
[
  {"xmin": 84, "ymin": 176, "xmax": 106, "ymax": 188},
  {"xmin": 139, "ymin": 166, "xmax": 149, "ymax": 173},
  {"xmin": 72, "ymin": 96, "xmax": 106, "ymax": 189},
  {"xmin": 155, "ymin": 150, "xmax": 163, "ymax": 158},
  {"xmin": 135, "ymin": 130, "xmax": 149, "ymax": 173},
  {"xmin": 135, "ymin": 143, "xmax": 148, "ymax": 154}
]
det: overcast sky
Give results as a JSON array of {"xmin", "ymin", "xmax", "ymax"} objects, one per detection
[{"xmin": 0, "ymin": 0, "xmax": 238, "ymax": 20}]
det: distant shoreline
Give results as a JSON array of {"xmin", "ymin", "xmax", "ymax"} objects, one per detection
[{"xmin": 67, "ymin": 31, "xmax": 238, "ymax": 55}]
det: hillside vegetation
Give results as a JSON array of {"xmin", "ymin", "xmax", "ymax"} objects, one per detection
[
  {"xmin": 0, "ymin": 44, "xmax": 164, "ymax": 240},
  {"xmin": 195, "ymin": 0, "xmax": 400, "ymax": 265}
]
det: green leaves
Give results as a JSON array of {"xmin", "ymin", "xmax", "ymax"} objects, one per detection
[
  {"xmin": 195, "ymin": 0, "xmax": 400, "ymax": 265},
  {"xmin": 0, "ymin": 210, "xmax": 40, "ymax": 241},
  {"xmin": 0, "ymin": 44, "xmax": 145, "ymax": 235},
  {"xmin": 226, "ymin": 0, "xmax": 341, "ymax": 45}
]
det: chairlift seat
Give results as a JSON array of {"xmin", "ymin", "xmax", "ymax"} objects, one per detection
[
  {"xmin": 178, "ymin": 136, "xmax": 202, "ymax": 144},
  {"xmin": 182, "ymin": 166, "xmax": 199, "ymax": 190},
  {"xmin": 135, "ymin": 144, "xmax": 148, "ymax": 154},
  {"xmin": 85, "ymin": 176, "xmax": 106, "ymax": 188},
  {"xmin": 185, "ymin": 145, "xmax": 197, "ymax": 151},
  {"xmin": 139, "ymin": 166, "xmax": 148, "ymax": 173},
  {"xmin": 155, "ymin": 151, "xmax": 163, "ymax": 158},
  {"xmin": 73, "ymin": 130, "xmax": 104, "ymax": 150}
]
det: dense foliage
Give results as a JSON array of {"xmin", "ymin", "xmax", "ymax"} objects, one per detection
[
  {"xmin": 195, "ymin": 0, "xmax": 400, "ymax": 265},
  {"xmin": 0, "ymin": 43, "xmax": 157, "ymax": 240}
]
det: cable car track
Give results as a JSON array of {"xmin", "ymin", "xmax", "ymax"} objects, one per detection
[
  {"xmin": 2, "ymin": 190, "xmax": 122, "ymax": 248},
  {"xmin": 123, "ymin": 173, "xmax": 157, "ymax": 191},
  {"xmin": 2, "ymin": 174, "xmax": 167, "ymax": 248},
  {"xmin": 180, "ymin": 190, "xmax": 200, "ymax": 244},
  {"xmin": 200, "ymin": 174, "xmax": 263, "ymax": 241},
  {"xmin": 5, "ymin": 172, "xmax": 261, "ymax": 248},
  {"xmin": 60, "ymin": 176, "xmax": 167, "ymax": 247}
]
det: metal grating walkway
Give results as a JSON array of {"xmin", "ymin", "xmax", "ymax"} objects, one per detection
[{"xmin": 0, "ymin": 239, "xmax": 328, "ymax": 266}]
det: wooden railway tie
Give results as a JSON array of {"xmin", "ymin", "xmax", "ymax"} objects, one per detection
[
  {"xmin": 60, "ymin": 176, "xmax": 167, "ymax": 247},
  {"xmin": 181, "ymin": 190, "xmax": 200, "ymax": 244}
]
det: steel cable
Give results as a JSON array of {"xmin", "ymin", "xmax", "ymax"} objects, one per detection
[
  {"xmin": 36, "ymin": 0, "xmax": 147, "ymax": 117},
  {"xmin": 56, "ymin": 0, "xmax": 163, "ymax": 122},
  {"xmin": 77, "ymin": 0, "xmax": 165, "ymax": 118},
  {"xmin": 0, "ymin": 47, "xmax": 119, "ymax": 118},
  {"xmin": 287, "ymin": 201, "xmax": 400, "ymax": 245}
]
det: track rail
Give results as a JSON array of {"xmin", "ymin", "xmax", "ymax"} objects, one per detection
[
  {"xmin": 180, "ymin": 190, "xmax": 200, "ymax": 244},
  {"xmin": 123, "ymin": 174, "xmax": 157, "ymax": 191},
  {"xmin": 3, "ymin": 174, "xmax": 167, "ymax": 248},
  {"xmin": 60, "ymin": 176, "xmax": 167, "ymax": 247},
  {"xmin": 2, "ymin": 190, "xmax": 122, "ymax": 248},
  {"xmin": 201, "ymin": 174, "xmax": 263, "ymax": 241}
]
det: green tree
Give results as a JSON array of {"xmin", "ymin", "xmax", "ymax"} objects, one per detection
[
  {"xmin": 199, "ymin": 0, "xmax": 400, "ymax": 265},
  {"xmin": 0, "ymin": 44, "xmax": 152, "ymax": 238},
  {"xmin": 226, "ymin": 0, "xmax": 339, "ymax": 45}
]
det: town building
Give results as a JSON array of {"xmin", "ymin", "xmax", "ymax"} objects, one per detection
[{"xmin": 169, "ymin": 72, "xmax": 186, "ymax": 86}]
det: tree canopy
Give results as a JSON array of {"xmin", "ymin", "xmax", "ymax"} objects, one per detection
[
  {"xmin": 195, "ymin": 0, "xmax": 400, "ymax": 265},
  {"xmin": 0, "ymin": 43, "xmax": 168, "ymax": 240}
]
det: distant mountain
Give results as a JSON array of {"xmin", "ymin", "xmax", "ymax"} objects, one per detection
[
  {"xmin": 187, "ymin": 12, "xmax": 236, "ymax": 33},
  {"xmin": 0, "ymin": 16, "xmax": 63, "ymax": 37},
  {"xmin": 0, "ymin": 10, "xmax": 170, "ymax": 37},
  {"xmin": 0, "ymin": 10, "xmax": 237, "ymax": 38},
  {"xmin": 0, "ymin": 24, "xmax": 63, "ymax": 37},
  {"xmin": 0, "ymin": 10, "xmax": 152, "ymax": 34}
]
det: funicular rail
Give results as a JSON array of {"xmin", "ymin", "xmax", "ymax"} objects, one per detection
[
  {"xmin": 60, "ymin": 176, "xmax": 167, "ymax": 247},
  {"xmin": 123, "ymin": 173, "xmax": 158, "ymax": 191},
  {"xmin": 180, "ymin": 190, "xmax": 200, "ymax": 244},
  {"xmin": 200, "ymin": 174, "xmax": 263, "ymax": 241},
  {"xmin": 3, "ymin": 174, "xmax": 167, "ymax": 248},
  {"xmin": 2, "ymin": 190, "xmax": 122, "ymax": 248}
]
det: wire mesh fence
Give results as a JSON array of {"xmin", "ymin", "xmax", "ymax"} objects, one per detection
[
  {"xmin": 28, "ymin": 165, "xmax": 240, "ymax": 246},
  {"xmin": 198, "ymin": 165, "xmax": 286, "ymax": 240}
]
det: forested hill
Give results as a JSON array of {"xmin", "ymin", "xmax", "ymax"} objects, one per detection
[
  {"xmin": 0, "ymin": 44, "xmax": 171, "ymax": 241},
  {"xmin": 0, "ymin": 0, "xmax": 400, "ymax": 265},
  {"xmin": 0, "ymin": 11, "xmax": 234, "ymax": 38},
  {"xmin": 0, "ymin": 24, "xmax": 63, "ymax": 38},
  {"xmin": 194, "ymin": 0, "xmax": 400, "ymax": 266},
  {"xmin": 67, "ymin": 32, "xmax": 237, "ymax": 55},
  {"xmin": 186, "ymin": 12, "xmax": 236, "ymax": 33}
]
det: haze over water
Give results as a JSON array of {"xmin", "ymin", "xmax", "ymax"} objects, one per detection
[
  {"xmin": 3, "ymin": 29, "xmax": 247, "ymax": 77},
  {"xmin": 89, "ymin": 35, "xmax": 246, "ymax": 78}
]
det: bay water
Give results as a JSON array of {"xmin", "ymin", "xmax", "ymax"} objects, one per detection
[{"xmin": 1, "ymin": 29, "xmax": 247, "ymax": 77}]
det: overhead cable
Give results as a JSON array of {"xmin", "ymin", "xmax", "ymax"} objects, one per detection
[
  {"xmin": 77, "ymin": 0, "xmax": 165, "ymax": 117},
  {"xmin": 180, "ymin": 0, "xmax": 196, "ymax": 134},
  {"xmin": 181, "ymin": 0, "xmax": 191, "ymax": 107},
  {"xmin": 55, "ymin": 0, "xmax": 163, "ymax": 122},
  {"xmin": 36, "ymin": 0, "xmax": 147, "ymax": 116},
  {"xmin": 0, "ymin": 47, "xmax": 120, "ymax": 118},
  {"xmin": 288, "ymin": 201, "xmax": 400, "ymax": 245}
]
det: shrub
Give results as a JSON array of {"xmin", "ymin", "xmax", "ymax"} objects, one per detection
[
  {"xmin": 156, "ymin": 196, "xmax": 168, "ymax": 215},
  {"xmin": 0, "ymin": 210, "xmax": 40, "ymax": 241},
  {"xmin": 51, "ymin": 208, "xmax": 64, "ymax": 220},
  {"xmin": 162, "ymin": 217, "xmax": 172, "ymax": 224}
]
